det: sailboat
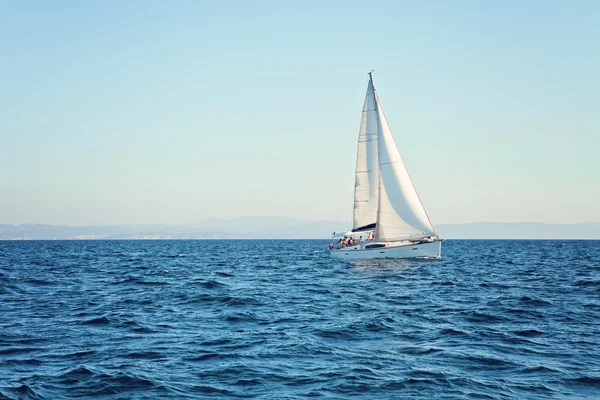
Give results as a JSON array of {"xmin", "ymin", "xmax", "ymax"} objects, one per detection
[{"xmin": 330, "ymin": 73, "xmax": 441, "ymax": 260}]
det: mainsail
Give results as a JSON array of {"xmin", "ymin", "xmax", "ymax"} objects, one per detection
[
  {"xmin": 352, "ymin": 73, "xmax": 436, "ymax": 241},
  {"xmin": 352, "ymin": 74, "xmax": 379, "ymax": 230}
]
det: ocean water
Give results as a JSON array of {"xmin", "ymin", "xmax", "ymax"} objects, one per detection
[{"xmin": 1, "ymin": 240, "xmax": 599, "ymax": 399}]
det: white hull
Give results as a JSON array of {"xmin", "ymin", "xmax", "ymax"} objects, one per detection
[{"xmin": 330, "ymin": 241, "xmax": 441, "ymax": 261}]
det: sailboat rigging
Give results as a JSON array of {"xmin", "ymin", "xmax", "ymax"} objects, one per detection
[{"xmin": 329, "ymin": 73, "xmax": 441, "ymax": 260}]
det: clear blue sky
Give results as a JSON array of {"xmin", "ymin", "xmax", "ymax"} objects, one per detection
[{"xmin": 1, "ymin": 1, "xmax": 598, "ymax": 226}]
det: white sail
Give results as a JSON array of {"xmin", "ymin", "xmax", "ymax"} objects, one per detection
[
  {"xmin": 374, "ymin": 93, "xmax": 436, "ymax": 241},
  {"xmin": 352, "ymin": 75, "xmax": 379, "ymax": 230}
]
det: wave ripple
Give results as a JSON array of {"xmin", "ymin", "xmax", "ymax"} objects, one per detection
[{"xmin": 1, "ymin": 239, "xmax": 599, "ymax": 399}]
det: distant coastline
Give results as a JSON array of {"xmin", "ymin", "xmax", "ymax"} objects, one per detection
[{"xmin": 1, "ymin": 218, "xmax": 599, "ymax": 240}]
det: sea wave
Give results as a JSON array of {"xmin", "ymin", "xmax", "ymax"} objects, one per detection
[{"xmin": 1, "ymin": 239, "xmax": 599, "ymax": 398}]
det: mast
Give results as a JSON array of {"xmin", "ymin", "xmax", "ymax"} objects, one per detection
[{"xmin": 373, "ymin": 74, "xmax": 384, "ymax": 240}]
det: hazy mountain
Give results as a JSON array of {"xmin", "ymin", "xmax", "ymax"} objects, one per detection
[
  {"xmin": 1, "ymin": 219, "xmax": 599, "ymax": 240},
  {"xmin": 436, "ymin": 222, "xmax": 600, "ymax": 239},
  {"xmin": 0, "ymin": 217, "xmax": 347, "ymax": 240}
]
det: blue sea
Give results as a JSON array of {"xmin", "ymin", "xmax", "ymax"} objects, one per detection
[{"xmin": 1, "ymin": 240, "xmax": 599, "ymax": 399}]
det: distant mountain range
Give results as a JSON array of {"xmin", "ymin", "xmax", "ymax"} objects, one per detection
[{"xmin": 1, "ymin": 217, "xmax": 599, "ymax": 240}]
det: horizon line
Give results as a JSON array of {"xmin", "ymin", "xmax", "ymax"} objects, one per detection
[{"xmin": 2, "ymin": 220, "xmax": 599, "ymax": 227}]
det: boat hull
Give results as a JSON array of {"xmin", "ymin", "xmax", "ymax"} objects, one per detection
[{"xmin": 330, "ymin": 241, "xmax": 441, "ymax": 261}]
